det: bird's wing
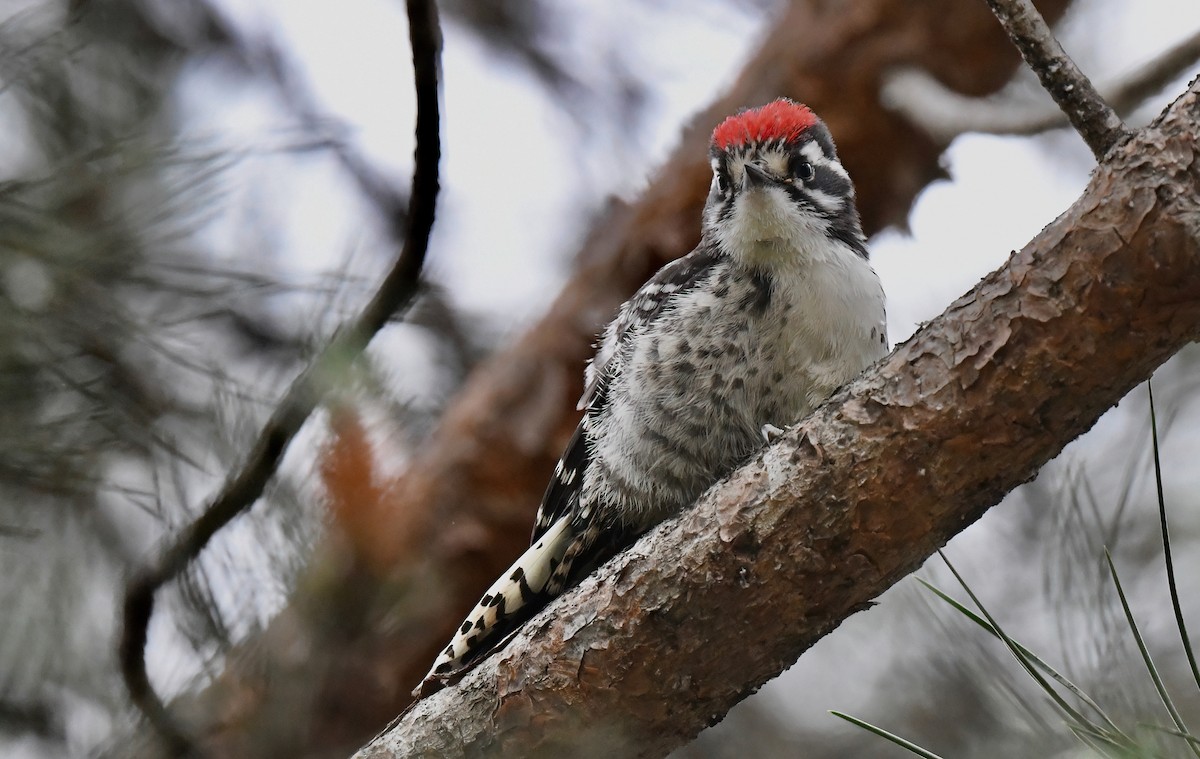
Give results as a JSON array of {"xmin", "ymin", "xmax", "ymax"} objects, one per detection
[
  {"xmin": 416, "ymin": 243, "xmax": 723, "ymax": 692},
  {"xmin": 533, "ymin": 242, "xmax": 723, "ymax": 540}
]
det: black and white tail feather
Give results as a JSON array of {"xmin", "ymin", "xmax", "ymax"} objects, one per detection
[
  {"xmin": 415, "ymin": 252, "xmax": 713, "ymax": 692},
  {"xmin": 415, "ymin": 98, "xmax": 888, "ymax": 696}
]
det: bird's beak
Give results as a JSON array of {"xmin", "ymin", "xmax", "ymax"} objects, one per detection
[{"xmin": 741, "ymin": 161, "xmax": 774, "ymax": 191}]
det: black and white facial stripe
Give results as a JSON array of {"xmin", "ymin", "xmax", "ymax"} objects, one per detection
[{"xmin": 705, "ymin": 123, "xmax": 867, "ymax": 260}]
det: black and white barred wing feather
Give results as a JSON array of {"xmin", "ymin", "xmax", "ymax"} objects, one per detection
[{"xmin": 418, "ymin": 246, "xmax": 719, "ymax": 688}]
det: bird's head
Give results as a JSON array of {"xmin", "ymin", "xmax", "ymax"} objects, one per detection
[{"xmin": 704, "ymin": 99, "xmax": 866, "ymax": 265}]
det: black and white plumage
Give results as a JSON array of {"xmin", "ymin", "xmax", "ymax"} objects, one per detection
[{"xmin": 417, "ymin": 99, "xmax": 887, "ymax": 691}]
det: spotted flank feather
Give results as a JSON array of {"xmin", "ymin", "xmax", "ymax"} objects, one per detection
[{"xmin": 580, "ymin": 247, "xmax": 720, "ymax": 414}]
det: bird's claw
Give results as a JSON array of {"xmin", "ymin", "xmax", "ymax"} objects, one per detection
[{"xmin": 760, "ymin": 423, "xmax": 787, "ymax": 444}]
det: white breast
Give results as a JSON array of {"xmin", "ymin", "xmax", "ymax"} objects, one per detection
[
  {"xmin": 769, "ymin": 244, "xmax": 888, "ymax": 411},
  {"xmin": 585, "ymin": 246, "xmax": 885, "ymax": 531}
]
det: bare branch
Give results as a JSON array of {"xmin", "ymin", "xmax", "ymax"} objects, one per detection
[
  {"xmin": 883, "ymin": 28, "xmax": 1200, "ymax": 142},
  {"xmin": 983, "ymin": 0, "xmax": 1129, "ymax": 159},
  {"xmin": 357, "ymin": 78, "xmax": 1200, "ymax": 759},
  {"xmin": 117, "ymin": 0, "xmax": 443, "ymax": 752}
]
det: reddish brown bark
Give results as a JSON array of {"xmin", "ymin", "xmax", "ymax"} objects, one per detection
[
  {"xmin": 135, "ymin": 1, "xmax": 1075, "ymax": 757},
  {"xmin": 355, "ymin": 77, "xmax": 1200, "ymax": 759}
]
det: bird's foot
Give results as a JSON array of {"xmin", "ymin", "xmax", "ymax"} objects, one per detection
[{"xmin": 760, "ymin": 423, "xmax": 787, "ymax": 444}]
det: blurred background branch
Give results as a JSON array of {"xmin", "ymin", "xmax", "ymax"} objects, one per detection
[
  {"xmin": 883, "ymin": 28, "xmax": 1200, "ymax": 142},
  {"xmin": 117, "ymin": 0, "xmax": 442, "ymax": 752}
]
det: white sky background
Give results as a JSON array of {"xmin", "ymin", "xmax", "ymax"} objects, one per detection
[
  {"xmin": 194, "ymin": 0, "xmax": 1200, "ymax": 342},
  {"xmin": 172, "ymin": 0, "xmax": 1200, "ymax": 748}
]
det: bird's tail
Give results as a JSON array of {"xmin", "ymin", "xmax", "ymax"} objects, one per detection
[{"xmin": 415, "ymin": 513, "xmax": 581, "ymax": 694}]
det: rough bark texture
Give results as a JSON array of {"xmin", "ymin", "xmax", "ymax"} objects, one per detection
[
  {"xmin": 354, "ymin": 79, "xmax": 1200, "ymax": 759},
  {"xmin": 129, "ymin": 1, "xmax": 1072, "ymax": 757}
]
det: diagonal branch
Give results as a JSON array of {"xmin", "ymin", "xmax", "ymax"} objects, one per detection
[
  {"xmin": 357, "ymin": 76, "xmax": 1200, "ymax": 759},
  {"xmin": 984, "ymin": 0, "xmax": 1129, "ymax": 159},
  {"xmin": 117, "ymin": 0, "xmax": 442, "ymax": 751}
]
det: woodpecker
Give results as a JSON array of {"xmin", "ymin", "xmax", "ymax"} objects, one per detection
[{"xmin": 418, "ymin": 99, "xmax": 887, "ymax": 693}]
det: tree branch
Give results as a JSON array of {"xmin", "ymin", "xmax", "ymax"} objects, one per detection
[
  {"xmin": 357, "ymin": 76, "xmax": 1200, "ymax": 759},
  {"xmin": 984, "ymin": 0, "xmax": 1129, "ymax": 159},
  {"xmin": 117, "ymin": 0, "xmax": 442, "ymax": 751},
  {"xmin": 884, "ymin": 29, "xmax": 1200, "ymax": 142}
]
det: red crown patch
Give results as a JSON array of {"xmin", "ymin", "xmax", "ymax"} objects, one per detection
[{"xmin": 711, "ymin": 99, "xmax": 818, "ymax": 151}]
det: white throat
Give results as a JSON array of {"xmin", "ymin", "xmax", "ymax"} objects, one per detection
[{"xmin": 715, "ymin": 184, "xmax": 836, "ymax": 268}]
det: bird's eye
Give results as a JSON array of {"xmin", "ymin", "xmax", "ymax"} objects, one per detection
[
  {"xmin": 714, "ymin": 172, "xmax": 730, "ymax": 195},
  {"xmin": 795, "ymin": 161, "xmax": 815, "ymax": 181}
]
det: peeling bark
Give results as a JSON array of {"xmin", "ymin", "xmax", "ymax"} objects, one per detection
[{"xmin": 354, "ymin": 80, "xmax": 1200, "ymax": 759}]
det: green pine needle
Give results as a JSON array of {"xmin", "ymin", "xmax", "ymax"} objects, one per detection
[
  {"xmin": 1104, "ymin": 548, "xmax": 1200, "ymax": 758},
  {"xmin": 1148, "ymin": 384, "xmax": 1200, "ymax": 693},
  {"xmin": 829, "ymin": 711, "xmax": 947, "ymax": 759}
]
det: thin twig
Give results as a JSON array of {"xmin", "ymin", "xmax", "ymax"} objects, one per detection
[
  {"xmin": 117, "ymin": 0, "xmax": 442, "ymax": 752},
  {"xmin": 984, "ymin": 0, "xmax": 1129, "ymax": 160},
  {"xmin": 883, "ymin": 28, "xmax": 1200, "ymax": 143}
]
